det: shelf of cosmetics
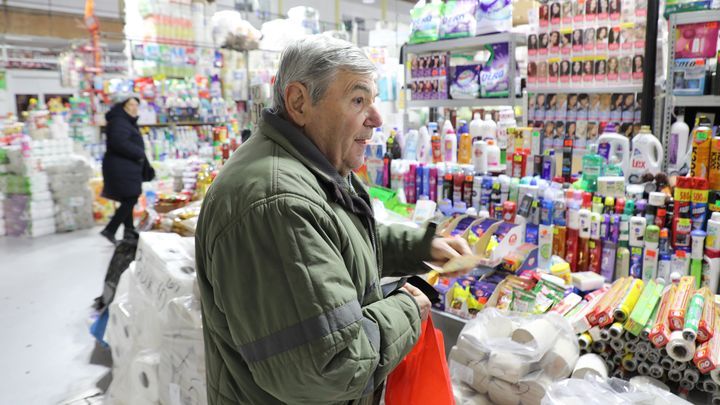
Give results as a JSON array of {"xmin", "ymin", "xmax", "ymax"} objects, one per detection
[{"xmin": 139, "ymin": 122, "xmax": 242, "ymax": 165}]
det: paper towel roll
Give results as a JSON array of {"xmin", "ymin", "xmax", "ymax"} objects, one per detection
[
  {"xmin": 488, "ymin": 378, "xmax": 521, "ymax": 405},
  {"xmin": 488, "ymin": 352, "xmax": 538, "ymax": 383},
  {"xmin": 613, "ymin": 354, "xmax": 623, "ymax": 365},
  {"xmin": 106, "ymin": 300, "xmax": 136, "ymax": 365},
  {"xmin": 572, "ymin": 354, "xmax": 608, "ymax": 380},
  {"xmin": 713, "ymin": 368, "xmax": 720, "ymax": 385},
  {"xmin": 511, "ymin": 318, "xmax": 558, "ymax": 354},
  {"xmin": 667, "ymin": 331, "xmax": 696, "ymax": 362},
  {"xmin": 541, "ymin": 336, "xmax": 579, "ymax": 379},
  {"xmin": 130, "ymin": 352, "xmax": 161, "ymax": 403},
  {"xmin": 630, "ymin": 375, "xmax": 670, "ymax": 392}
]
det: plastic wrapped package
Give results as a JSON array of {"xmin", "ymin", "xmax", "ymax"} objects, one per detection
[
  {"xmin": 541, "ymin": 376, "xmax": 693, "ymax": 405},
  {"xmin": 211, "ymin": 10, "xmax": 261, "ymax": 51},
  {"xmin": 159, "ymin": 296, "xmax": 207, "ymax": 405},
  {"xmin": 130, "ymin": 351, "xmax": 162, "ymax": 404},
  {"xmin": 106, "ymin": 297, "xmax": 138, "ymax": 368}
]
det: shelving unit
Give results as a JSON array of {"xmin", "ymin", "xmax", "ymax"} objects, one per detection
[
  {"xmin": 660, "ymin": 9, "xmax": 720, "ymax": 171},
  {"xmin": 527, "ymin": 85, "xmax": 644, "ymax": 94},
  {"xmin": 402, "ymin": 32, "xmax": 527, "ymax": 126}
]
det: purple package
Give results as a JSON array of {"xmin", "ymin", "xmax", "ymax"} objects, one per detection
[
  {"xmin": 481, "ymin": 43, "xmax": 512, "ymax": 98},
  {"xmin": 434, "ymin": 282, "xmax": 450, "ymax": 310},
  {"xmin": 450, "ymin": 64, "xmax": 482, "ymax": 99},
  {"xmin": 472, "ymin": 281, "xmax": 497, "ymax": 302},
  {"xmin": 440, "ymin": 0, "xmax": 477, "ymax": 40}
]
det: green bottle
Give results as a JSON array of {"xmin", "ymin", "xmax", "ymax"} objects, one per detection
[{"xmin": 582, "ymin": 143, "xmax": 604, "ymax": 192}]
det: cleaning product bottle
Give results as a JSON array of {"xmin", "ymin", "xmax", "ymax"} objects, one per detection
[
  {"xmin": 403, "ymin": 129, "xmax": 419, "ymax": 161},
  {"xmin": 597, "ymin": 123, "xmax": 630, "ymax": 177},
  {"xmin": 581, "ymin": 143, "xmax": 604, "ymax": 192},
  {"xmin": 472, "ymin": 139, "xmax": 488, "ymax": 173},
  {"xmin": 480, "ymin": 113, "xmax": 497, "ymax": 142},
  {"xmin": 470, "ymin": 112, "xmax": 483, "ymax": 141},
  {"xmin": 416, "ymin": 126, "xmax": 433, "ymax": 163},
  {"xmin": 458, "ymin": 125, "xmax": 473, "ymax": 164},
  {"xmin": 444, "ymin": 128, "xmax": 458, "ymax": 163},
  {"xmin": 691, "ymin": 116, "xmax": 713, "ymax": 179},
  {"xmin": 628, "ymin": 125, "xmax": 664, "ymax": 183},
  {"xmin": 486, "ymin": 139, "xmax": 501, "ymax": 172},
  {"xmin": 668, "ymin": 114, "xmax": 691, "ymax": 176}
]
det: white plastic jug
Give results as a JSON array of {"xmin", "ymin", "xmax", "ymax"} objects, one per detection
[
  {"xmin": 628, "ymin": 126, "xmax": 664, "ymax": 183},
  {"xmin": 597, "ymin": 124, "xmax": 630, "ymax": 177},
  {"xmin": 668, "ymin": 114, "xmax": 691, "ymax": 176}
]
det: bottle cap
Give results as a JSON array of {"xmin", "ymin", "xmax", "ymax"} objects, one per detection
[{"xmin": 660, "ymin": 228, "xmax": 669, "ymax": 238}]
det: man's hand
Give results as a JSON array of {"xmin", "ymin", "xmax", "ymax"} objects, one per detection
[
  {"xmin": 430, "ymin": 236, "xmax": 475, "ymax": 278},
  {"xmin": 401, "ymin": 283, "xmax": 431, "ymax": 321}
]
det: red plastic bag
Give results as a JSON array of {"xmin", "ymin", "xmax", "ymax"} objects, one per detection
[{"xmin": 385, "ymin": 315, "xmax": 454, "ymax": 405}]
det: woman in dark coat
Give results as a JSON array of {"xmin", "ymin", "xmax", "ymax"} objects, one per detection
[{"xmin": 100, "ymin": 96, "xmax": 154, "ymax": 245}]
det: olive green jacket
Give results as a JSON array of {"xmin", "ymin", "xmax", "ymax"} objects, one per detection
[{"xmin": 195, "ymin": 110, "xmax": 435, "ymax": 404}]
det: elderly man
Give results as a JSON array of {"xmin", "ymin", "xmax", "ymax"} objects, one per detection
[{"xmin": 195, "ymin": 36, "xmax": 472, "ymax": 405}]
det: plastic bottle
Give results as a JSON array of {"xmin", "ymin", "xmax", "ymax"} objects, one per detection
[
  {"xmin": 472, "ymin": 139, "xmax": 488, "ymax": 173},
  {"xmin": 458, "ymin": 126, "xmax": 473, "ymax": 165},
  {"xmin": 597, "ymin": 123, "xmax": 630, "ymax": 177},
  {"xmin": 403, "ymin": 129, "xmax": 419, "ymax": 161},
  {"xmin": 431, "ymin": 128, "xmax": 442, "ymax": 163},
  {"xmin": 417, "ymin": 126, "xmax": 433, "ymax": 164},
  {"xmin": 497, "ymin": 107, "xmax": 516, "ymax": 166},
  {"xmin": 469, "ymin": 113, "xmax": 483, "ymax": 141},
  {"xmin": 480, "ymin": 113, "xmax": 497, "ymax": 142},
  {"xmin": 668, "ymin": 114, "xmax": 691, "ymax": 176},
  {"xmin": 628, "ymin": 125, "xmax": 664, "ymax": 183},
  {"xmin": 691, "ymin": 116, "xmax": 713, "ymax": 179},
  {"xmin": 486, "ymin": 139, "xmax": 501, "ymax": 172},
  {"xmin": 444, "ymin": 130, "xmax": 458, "ymax": 163},
  {"xmin": 581, "ymin": 143, "xmax": 604, "ymax": 192}
]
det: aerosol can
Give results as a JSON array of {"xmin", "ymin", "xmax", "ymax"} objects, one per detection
[{"xmin": 628, "ymin": 126, "xmax": 664, "ymax": 183}]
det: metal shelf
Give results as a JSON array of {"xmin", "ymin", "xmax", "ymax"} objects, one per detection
[
  {"xmin": 407, "ymin": 97, "xmax": 523, "ymax": 108},
  {"xmin": 670, "ymin": 9, "xmax": 720, "ymax": 25},
  {"xmin": 528, "ymin": 85, "xmax": 643, "ymax": 94},
  {"xmin": 403, "ymin": 32, "xmax": 527, "ymax": 55},
  {"xmin": 672, "ymin": 95, "xmax": 720, "ymax": 107}
]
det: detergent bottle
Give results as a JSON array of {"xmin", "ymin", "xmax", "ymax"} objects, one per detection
[
  {"xmin": 628, "ymin": 125, "xmax": 663, "ymax": 183},
  {"xmin": 668, "ymin": 114, "xmax": 691, "ymax": 176},
  {"xmin": 597, "ymin": 123, "xmax": 630, "ymax": 177}
]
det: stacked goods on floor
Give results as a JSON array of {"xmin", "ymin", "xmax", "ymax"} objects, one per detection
[
  {"xmin": 45, "ymin": 155, "xmax": 95, "ymax": 232},
  {"xmin": 449, "ymin": 309, "xmax": 579, "ymax": 405},
  {"xmin": 105, "ymin": 232, "xmax": 205, "ymax": 405}
]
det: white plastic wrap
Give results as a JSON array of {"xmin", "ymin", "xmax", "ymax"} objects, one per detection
[
  {"xmin": 541, "ymin": 376, "xmax": 694, "ymax": 405},
  {"xmin": 211, "ymin": 10, "xmax": 261, "ymax": 51}
]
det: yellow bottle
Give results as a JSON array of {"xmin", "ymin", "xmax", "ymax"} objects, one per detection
[{"xmin": 458, "ymin": 131, "xmax": 472, "ymax": 164}]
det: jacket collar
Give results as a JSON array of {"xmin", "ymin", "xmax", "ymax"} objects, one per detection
[{"xmin": 261, "ymin": 109, "xmax": 374, "ymax": 219}]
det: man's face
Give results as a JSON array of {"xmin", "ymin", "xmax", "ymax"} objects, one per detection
[{"xmin": 302, "ymin": 70, "xmax": 382, "ymax": 176}]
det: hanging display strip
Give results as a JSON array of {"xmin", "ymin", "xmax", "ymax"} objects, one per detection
[{"xmin": 528, "ymin": 0, "xmax": 648, "ymax": 92}]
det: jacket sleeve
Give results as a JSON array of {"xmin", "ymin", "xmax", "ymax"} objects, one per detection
[
  {"xmin": 107, "ymin": 123, "xmax": 146, "ymax": 161},
  {"xmin": 378, "ymin": 223, "xmax": 435, "ymax": 277},
  {"xmin": 208, "ymin": 195, "xmax": 421, "ymax": 403}
]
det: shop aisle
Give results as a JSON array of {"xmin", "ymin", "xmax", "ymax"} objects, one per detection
[{"xmin": 0, "ymin": 228, "xmax": 114, "ymax": 405}]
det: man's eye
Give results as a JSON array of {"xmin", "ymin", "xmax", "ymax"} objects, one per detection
[{"xmin": 353, "ymin": 97, "xmax": 364, "ymax": 106}]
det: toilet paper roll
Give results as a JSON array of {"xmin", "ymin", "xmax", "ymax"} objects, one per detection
[
  {"xmin": 517, "ymin": 371, "xmax": 552, "ymax": 405},
  {"xmin": 468, "ymin": 360, "xmax": 492, "ymax": 394},
  {"xmin": 610, "ymin": 338, "xmax": 624, "ymax": 352},
  {"xmin": 713, "ymin": 394, "xmax": 720, "ymax": 405},
  {"xmin": 684, "ymin": 368, "xmax": 700, "ymax": 384},
  {"xmin": 572, "ymin": 354, "xmax": 608, "ymax": 380},
  {"xmin": 649, "ymin": 364, "xmax": 665, "ymax": 379},
  {"xmin": 668, "ymin": 368, "xmax": 683, "ymax": 382},
  {"xmin": 106, "ymin": 300, "xmax": 136, "ymax": 365},
  {"xmin": 488, "ymin": 378, "xmax": 521, "ymax": 405},
  {"xmin": 713, "ymin": 368, "xmax": 720, "ymax": 385},
  {"xmin": 668, "ymin": 331, "xmax": 696, "ymax": 362},
  {"xmin": 511, "ymin": 318, "xmax": 558, "ymax": 355},
  {"xmin": 457, "ymin": 335, "xmax": 489, "ymax": 362},
  {"xmin": 488, "ymin": 352, "xmax": 539, "ymax": 383},
  {"xmin": 461, "ymin": 393, "xmax": 493, "ymax": 405},
  {"xmin": 622, "ymin": 353, "xmax": 638, "ymax": 372},
  {"xmin": 592, "ymin": 340, "xmax": 607, "ymax": 353},
  {"xmin": 130, "ymin": 352, "xmax": 161, "ymax": 403},
  {"xmin": 630, "ymin": 375, "xmax": 670, "ymax": 392},
  {"xmin": 450, "ymin": 344, "xmax": 485, "ymax": 367},
  {"xmin": 540, "ymin": 336, "xmax": 579, "ymax": 379},
  {"xmin": 660, "ymin": 357, "xmax": 674, "ymax": 370},
  {"xmin": 485, "ymin": 316, "xmax": 516, "ymax": 339}
]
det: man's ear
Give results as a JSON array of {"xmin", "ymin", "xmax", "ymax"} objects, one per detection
[{"xmin": 284, "ymin": 82, "xmax": 310, "ymax": 127}]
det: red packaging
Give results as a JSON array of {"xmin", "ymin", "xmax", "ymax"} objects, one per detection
[
  {"xmin": 577, "ymin": 237, "xmax": 590, "ymax": 272},
  {"xmin": 649, "ymin": 285, "xmax": 676, "ymax": 348},
  {"xmin": 588, "ymin": 238, "xmax": 603, "ymax": 274},
  {"xmin": 694, "ymin": 313, "xmax": 720, "ymax": 374},
  {"xmin": 698, "ymin": 287, "xmax": 716, "ymax": 343},
  {"xmin": 587, "ymin": 278, "xmax": 628, "ymax": 326}
]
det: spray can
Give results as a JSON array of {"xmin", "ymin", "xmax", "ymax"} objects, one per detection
[
  {"xmin": 472, "ymin": 176, "xmax": 482, "ymax": 210},
  {"xmin": 691, "ymin": 116, "xmax": 713, "ymax": 179},
  {"xmin": 600, "ymin": 215, "xmax": 619, "ymax": 282},
  {"xmin": 552, "ymin": 199, "xmax": 568, "ymax": 258},
  {"xmin": 443, "ymin": 173, "xmax": 453, "ymax": 202},
  {"xmin": 463, "ymin": 174, "xmax": 474, "ymax": 207},
  {"xmin": 658, "ymin": 253, "xmax": 672, "ymax": 284},
  {"xmin": 406, "ymin": 164, "xmax": 417, "ymax": 204},
  {"xmin": 429, "ymin": 167, "xmax": 438, "ymax": 202}
]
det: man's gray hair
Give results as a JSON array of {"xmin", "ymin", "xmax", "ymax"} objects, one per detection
[{"xmin": 272, "ymin": 35, "xmax": 376, "ymax": 115}]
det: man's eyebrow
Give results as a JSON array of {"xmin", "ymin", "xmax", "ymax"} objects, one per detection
[{"xmin": 347, "ymin": 83, "xmax": 377, "ymax": 98}]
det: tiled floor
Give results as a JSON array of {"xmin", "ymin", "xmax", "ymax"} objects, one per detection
[{"xmin": 0, "ymin": 227, "xmax": 114, "ymax": 404}]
